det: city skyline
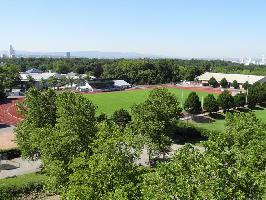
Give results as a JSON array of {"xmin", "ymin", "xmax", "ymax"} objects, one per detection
[{"xmin": 0, "ymin": 0, "xmax": 266, "ymax": 58}]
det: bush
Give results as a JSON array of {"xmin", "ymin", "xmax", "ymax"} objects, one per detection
[
  {"xmin": 203, "ymin": 94, "xmax": 219, "ymax": 113},
  {"xmin": 184, "ymin": 92, "xmax": 202, "ymax": 115},
  {"xmin": 0, "ymin": 148, "xmax": 21, "ymax": 160},
  {"xmin": 97, "ymin": 113, "xmax": 108, "ymax": 123},
  {"xmin": 243, "ymin": 81, "xmax": 250, "ymax": 90},
  {"xmin": 208, "ymin": 77, "xmax": 218, "ymax": 88},
  {"xmin": 232, "ymin": 80, "xmax": 239, "ymax": 89},
  {"xmin": 220, "ymin": 78, "xmax": 228, "ymax": 88},
  {"xmin": 112, "ymin": 108, "xmax": 131, "ymax": 128},
  {"xmin": 217, "ymin": 90, "xmax": 234, "ymax": 111},
  {"xmin": 233, "ymin": 93, "xmax": 246, "ymax": 107},
  {"xmin": 0, "ymin": 173, "xmax": 46, "ymax": 200}
]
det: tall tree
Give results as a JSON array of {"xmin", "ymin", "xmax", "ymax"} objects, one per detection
[
  {"xmin": 232, "ymin": 80, "xmax": 239, "ymax": 89},
  {"xmin": 203, "ymin": 94, "xmax": 219, "ymax": 113},
  {"xmin": 40, "ymin": 92, "xmax": 97, "ymax": 192},
  {"xmin": 16, "ymin": 88, "xmax": 57, "ymax": 158},
  {"xmin": 2, "ymin": 64, "xmax": 20, "ymax": 91},
  {"xmin": 141, "ymin": 113, "xmax": 266, "ymax": 199},
  {"xmin": 65, "ymin": 123, "xmax": 140, "ymax": 199},
  {"xmin": 208, "ymin": 77, "xmax": 218, "ymax": 87},
  {"xmin": 220, "ymin": 77, "xmax": 228, "ymax": 88},
  {"xmin": 184, "ymin": 92, "xmax": 202, "ymax": 115},
  {"xmin": 131, "ymin": 88, "xmax": 182, "ymax": 162},
  {"xmin": 217, "ymin": 90, "xmax": 234, "ymax": 112}
]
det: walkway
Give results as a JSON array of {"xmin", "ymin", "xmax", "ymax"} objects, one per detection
[{"xmin": 0, "ymin": 158, "xmax": 42, "ymax": 179}]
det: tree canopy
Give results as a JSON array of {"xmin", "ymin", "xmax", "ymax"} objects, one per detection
[{"xmin": 184, "ymin": 92, "xmax": 202, "ymax": 115}]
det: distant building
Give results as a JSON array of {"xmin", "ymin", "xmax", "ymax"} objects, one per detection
[
  {"xmin": 9, "ymin": 45, "xmax": 16, "ymax": 58},
  {"xmin": 66, "ymin": 52, "xmax": 71, "ymax": 58},
  {"xmin": 76, "ymin": 79, "xmax": 131, "ymax": 92},
  {"xmin": 20, "ymin": 69, "xmax": 61, "ymax": 90},
  {"xmin": 196, "ymin": 72, "xmax": 266, "ymax": 89}
]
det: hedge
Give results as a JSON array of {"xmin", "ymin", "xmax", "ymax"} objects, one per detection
[{"xmin": 0, "ymin": 173, "xmax": 46, "ymax": 200}]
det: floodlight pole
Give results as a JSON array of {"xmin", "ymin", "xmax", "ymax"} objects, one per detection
[
  {"xmin": 201, "ymin": 96, "xmax": 204, "ymax": 109},
  {"xmin": 181, "ymin": 89, "xmax": 184, "ymax": 107},
  {"xmin": 246, "ymin": 88, "xmax": 248, "ymax": 105}
]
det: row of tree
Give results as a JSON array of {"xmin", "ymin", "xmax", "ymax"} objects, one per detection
[
  {"xmin": 16, "ymin": 88, "xmax": 266, "ymax": 199},
  {"xmin": 184, "ymin": 83, "xmax": 266, "ymax": 115},
  {"xmin": 208, "ymin": 76, "xmax": 244, "ymax": 89},
  {"xmin": 1, "ymin": 57, "xmax": 243, "ymax": 84}
]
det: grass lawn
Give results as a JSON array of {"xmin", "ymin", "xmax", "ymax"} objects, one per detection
[
  {"xmin": 83, "ymin": 88, "xmax": 266, "ymax": 133},
  {"xmin": 0, "ymin": 173, "xmax": 46, "ymax": 199},
  {"xmin": 84, "ymin": 88, "xmax": 214, "ymax": 115},
  {"xmin": 192, "ymin": 107, "xmax": 266, "ymax": 132}
]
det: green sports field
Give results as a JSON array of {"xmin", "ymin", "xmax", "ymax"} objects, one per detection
[
  {"xmin": 84, "ymin": 88, "xmax": 266, "ymax": 132},
  {"xmin": 84, "ymin": 88, "xmax": 213, "ymax": 115}
]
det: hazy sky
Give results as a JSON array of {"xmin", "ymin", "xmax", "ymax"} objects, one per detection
[{"xmin": 0, "ymin": 0, "xmax": 266, "ymax": 58}]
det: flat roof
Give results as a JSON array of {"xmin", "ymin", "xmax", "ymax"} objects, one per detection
[{"xmin": 197, "ymin": 72, "xmax": 266, "ymax": 84}]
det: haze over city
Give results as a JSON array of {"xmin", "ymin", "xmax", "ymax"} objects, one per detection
[{"xmin": 1, "ymin": 0, "xmax": 266, "ymax": 58}]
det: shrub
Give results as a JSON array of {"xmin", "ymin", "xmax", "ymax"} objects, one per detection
[
  {"xmin": 208, "ymin": 77, "xmax": 218, "ymax": 88},
  {"xmin": 232, "ymin": 80, "xmax": 239, "ymax": 89},
  {"xmin": 0, "ymin": 173, "xmax": 46, "ymax": 200},
  {"xmin": 203, "ymin": 94, "xmax": 219, "ymax": 113},
  {"xmin": 243, "ymin": 81, "xmax": 250, "ymax": 90},
  {"xmin": 112, "ymin": 108, "xmax": 131, "ymax": 128},
  {"xmin": 217, "ymin": 90, "xmax": 234, "ymax": 111},
  {"xmin": 233, "ymin": 93, "xmax": 246, "ymax": 107},
  {"xmin": 184, "ymin": 92, "xmax": 202, "ymax": 115},
  {"xmin": 220, "ymin": 78, "xmax": 228, "ymax": 88}
]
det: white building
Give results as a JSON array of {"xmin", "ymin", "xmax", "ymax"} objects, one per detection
[{"xmin": 196, "ymin": 72, "xmax": 266, "ymax": 89}]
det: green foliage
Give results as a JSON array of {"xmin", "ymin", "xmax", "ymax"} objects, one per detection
[
  {"xmin": 26, "ymin": 75, "xmax": 36, "ymax": 90},
  {"xmin": 131, "ymin": 88, "xmax": 182, "ymax": 161},
  {"xmin": 220, "ymin": 77, "xmax": 228, "ymax": 88},
  {"xmin": 64, "ymin": 123, "xmax": 140, "ymax": 199},
  {"xmin": 203, "ymin": 94, "xmax": 219, "ymax": 113},
  {"xmin": 243, "ymin": 81, "xmax": 250, "ymax": 90},
  {"xmin": 53, "ymin": 61, "xmax": 70, "ymax": 74},
  {"xmin": 97, "ymin": 112, "xmax": 109, "ymax": 123},
  {"xmin": 0, "ymin": 64, "xmax": 20, "ymax": 91},
  {"xmin": 112, "ymin": 108, "xmax": 132, "ymax": 128},
  {"xmin": 40, "ymin": 92, "xmax": 97, "ymax": 192},
  {"xmin": 232, "ymin": 80, "xmax": 239, "ymax": 89},
  {"xmin": 141, "ymin": 113, "xmax": 266, "ymax": 199},
  {"xmin": 184, "ymin": 92, "xmax": 202, "ymax": 114},
  {"xmin": 16, "ymin": 89, "xmax": 97, "ymax": 193},
  {"xmin": 207, "ymin": 113, "xmax": 266, "ymax": 198},
  {"xmin": 0, "ymin": 173, "xmax": 46, "ymax": 200},
  {"xmin": 217, "ymin": 90, "xmax": 234, "ymax": 111},
  {"xmin": 233, "ymin": 93, "xmax": 246, "ymax": 107},
  {"xmin": 208, "ymin": 76, "xmax": 218, "ymax": 87},
  {"xmin": 16, "ymin": 88, "xmax": 57, "ymax": 158}
]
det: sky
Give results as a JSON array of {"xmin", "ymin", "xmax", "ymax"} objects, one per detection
[{"xmin": 0, "ymin": 0, "xmax": 266, "ymax": 58}]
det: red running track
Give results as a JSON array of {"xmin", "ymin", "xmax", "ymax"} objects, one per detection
[{"xmin": 0, "ymin": 98, "xmax": 24, "ymax": 126}]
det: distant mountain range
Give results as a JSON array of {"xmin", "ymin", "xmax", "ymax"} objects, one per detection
[{"xmin": 0, "ymin": 50, "xmax": 159, "ymax": 59}]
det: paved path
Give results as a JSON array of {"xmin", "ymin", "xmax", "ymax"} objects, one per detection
[
  {"xmin": 136, "ymin": 144, "xmax": 205, "ymax": 166},
  {"xmin": 0, "ymin": 158, "xmax": 42, "ymax": 179}
]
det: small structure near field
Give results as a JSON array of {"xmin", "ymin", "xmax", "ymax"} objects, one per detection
[
  {"xmin": 197, "ymin": 72, "xmax": 266, "ymax": 89},
  {"xmin": 76, "ymin": 79, "xmax": 131, "ymax": 92}
]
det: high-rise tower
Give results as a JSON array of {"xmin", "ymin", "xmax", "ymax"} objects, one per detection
[{"xmin": 9, "ymin": 45, "xmax": 16, "ymax": 58}]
